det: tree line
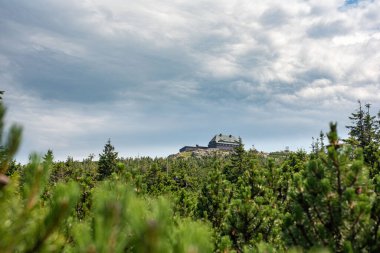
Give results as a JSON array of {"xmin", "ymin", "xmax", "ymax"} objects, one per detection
[{"xmin": 1, "ymin": 99, "xmax": 380, "ymax": 252}]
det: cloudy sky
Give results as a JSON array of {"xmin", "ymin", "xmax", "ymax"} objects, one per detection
[{"xmin": 1, "ymin": 0, "xmax": 380, "ymax": 162}]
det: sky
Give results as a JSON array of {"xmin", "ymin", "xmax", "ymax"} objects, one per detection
[{"xmin": 1, "ymin": 0, "xmax": 380, "ymax": 162}]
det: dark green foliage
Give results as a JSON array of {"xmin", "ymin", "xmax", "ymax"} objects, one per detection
[
  {"xmin": 346, "ymin": 100, "xmax": 380, "ymax": 234},
  {"xmin": 173, "ymin": 188, "xmax": 197, "ymax": 217},
  {"xmin": 346, "ymin": 101, "xmax": 380, "ymax": 173},
  {"xmin": 143, "ymin": 162, "xmax": 170, "ymax": 195},
  {"xmin": 5, "ymin": 159, "xmax": 22, "ymax": 176},
  {"xmin": 43, "ymin": 149, "xmax": 54, "ymax": 163},
  {"xmin": 224, "ymin": 138, "xmax": 247, "ymax": 183},
  {"xmin": 3, "ymin": 99, "xmax": 380, "ymax": 253},
  {"xmin": 277, "ymin": 151, "xmax": 307, "ymax": 204},
  {"xmin": 224, "ymin": 173, "xmax": 281, "ymax": 251},
  {"xmin": 98, "ymin": 139, "xmax": 119, "ymax": 180},
  {"xmin": 284, "ymin": 123, "xmax": 373, "ymax": 252},
  {"xmin": 346, "ymin": 101, "xmax": 367, "ymax": 148},
  {"xmin": 196, "ymin": 167, "xmax": 232, "ymax": 230},
  {"xmin": 367, "ymin": 174, "xmax": 380, "ymax": 252},
  {"xmin": 222, "ymin": 153, "xmax": 285, "ymax": 252}
]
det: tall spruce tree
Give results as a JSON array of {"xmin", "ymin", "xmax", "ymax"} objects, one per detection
[
  {"xmin": 346, "ymin": 100, "xmax": 366, "ymax": 148},
  {"xmin": 363, "ymin": 104, "xmax": 377, "ymax": 144},
  {"xmin": 98, "ymin": 139, "xmax": 118, "ymax": 180},
  {"xmin": 346, "ymin": 101, "xmax": 379, "ymax": 149},
  {"xmin": 346, "ymin": 101, "xmax": 380, "ymax": 176},
  {"xmin": 224, "ymin": 137, "xmax": 247, "ymax": 183}
]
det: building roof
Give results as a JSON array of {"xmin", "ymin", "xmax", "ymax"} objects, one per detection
[{"xmin": 209, "ymin": 133, "xmax": 240, "ymax": 144}]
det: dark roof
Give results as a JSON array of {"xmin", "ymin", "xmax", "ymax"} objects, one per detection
[
  {"xmin": 209, "ymin": 134, "xmax": 239, "ymax": 144},
  {"xmin": 179, "ymin": 145, "xmax": 208, "ymax": 152}
]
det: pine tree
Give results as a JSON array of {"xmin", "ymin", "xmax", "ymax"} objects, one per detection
[
  {"xmin": 196, "ymin": 167, "xmax": 232, "ymax": 230},
  {"xmin": 224, "ymin": 137, "xmax": 247, "ymax": 183},
  {"xmin": 223, "ymin": 166, "xmax": 282, "ymax": 252},
  {"xmin": 346, "ymin": 100, "xmax": 366, "ymax": 148},
  {"xmin": 346, "ymin": 101, "xmax": 378, "ymax": 150},
  {"xmin": 143, "ymin": 162, "xmax": 170, "ymax": 195},
  {"xmin": 43, "ymin": 149, "xmax": 54, "ymax": 162},
  {"xmin": 346, "ymin": 102, "xmax": 380, "ymax": 177},
  {"xmin": 284, "ymin": 123, "xmax": 373, "ymax": 252},
  {"xmin": 98, "ymin": 139, "xmax": 118, "ymax": 180}
]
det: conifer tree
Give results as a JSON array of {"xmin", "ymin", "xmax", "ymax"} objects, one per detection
[
  {"xmin": 43, "ymin": 149, "xmax": 54, "ymax": 162},
  {"xmin": 346, "ymin": 101, "xmax": 378, "ymax": 150},
  {"xmin": 224, "ymin": 137, "xmax": 247, "ymax": 183},
  {"xmin": 143, "ymin": 162, "xmax": 171, "ymax": 195},
  {"xmin": 346, "ymin": 102, "xmax": 380, "ymax": 177},
  {"xmin": 223, "ymin": 166, "xmax": 282, "ymax": 252},
  {"xmin": 346, "ymin": 100, "xmax": 366, "ymax": 148},
  {"xmin": 197, "ymin": 167, "xmax": 232, "ymax": 230},
  {"xmin": 364, "ymin": 174, "xmax": 380, "ymax": 252},
  {"xmin": 284, "ymin": 123, "xmax": 373, "ymax": 252},
  {"xmin": 98, "ymin": 139, "xmax": 118, "ymax": 180}
]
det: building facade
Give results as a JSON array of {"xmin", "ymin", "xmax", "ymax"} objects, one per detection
[
  {"xmin": 208, "ymin": 134, "xmax": 240, "ymax": 150},
  {"xmin": 179, "ymin": 134, "xmax": 240, "ymax": 152},
  {"xmin": 179, "ymin": 145, "xmax": 208, "ymax": 153}
]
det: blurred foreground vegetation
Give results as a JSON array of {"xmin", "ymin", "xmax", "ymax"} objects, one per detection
[{"xmin": 1, "ymin": 99, "xmax": 380, "ymax": 253}]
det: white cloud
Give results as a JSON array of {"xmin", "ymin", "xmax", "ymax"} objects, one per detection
[
  {"xmin": 1, "ymin": 0, "xmax": 380, "ymax": 160},
  {"xmin": 277, "ymin": 79, "xmax": 380, "ymax": 107}
]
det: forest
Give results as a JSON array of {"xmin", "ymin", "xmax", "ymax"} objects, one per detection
[{"xmin": 1, "ymin": 98, "xmax": 380, "ymax": 253}]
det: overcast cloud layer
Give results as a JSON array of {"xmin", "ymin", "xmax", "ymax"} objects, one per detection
[{"xmin": 1, "ymin": 0, "xmax": 380, "ymax": 162}]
